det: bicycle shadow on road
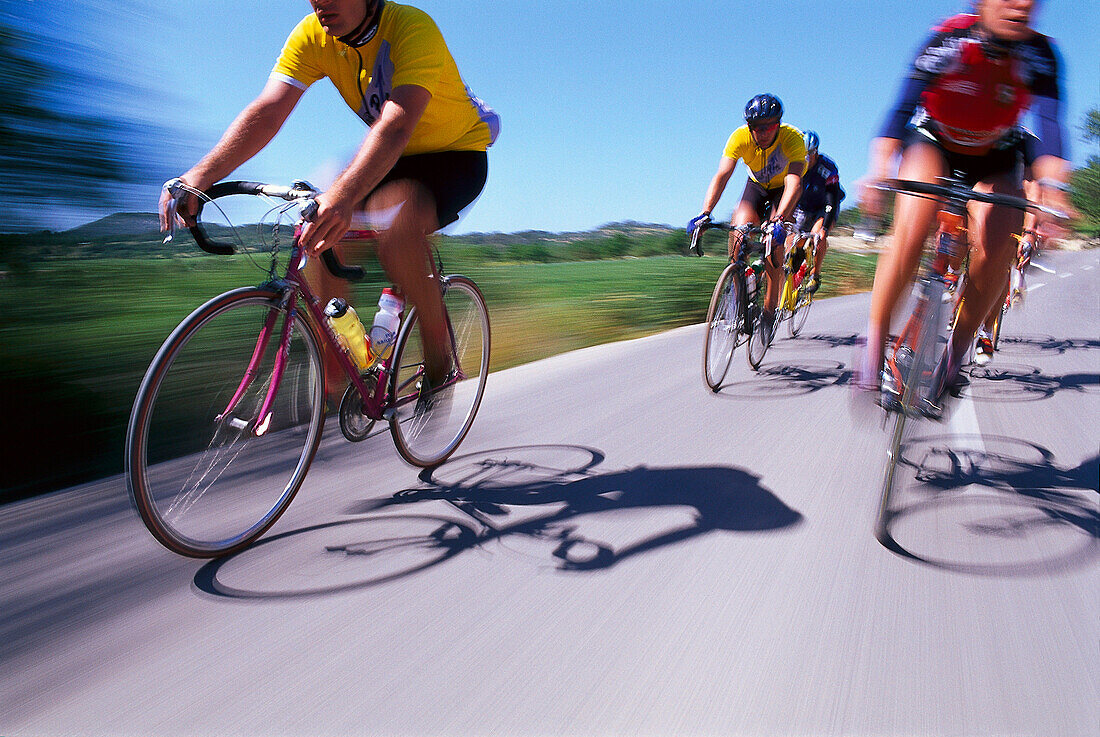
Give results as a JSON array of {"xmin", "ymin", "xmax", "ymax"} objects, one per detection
[
  {"xmin": 193, "ymin": 445, "xmax": 803, "ymax": 599},
  {"xmin": 877, "ymin": 435, "xmax": 1098, "ymax": 576},
  {"xmin": 713, "ymin": 359, "xmax": 852, "ymax": 398},
  {"xmin": 993, "ymin": 333, "xmax": 1100, "ymax": 357},
  {"xmin": 963, "ymin": 363, "xmax": 1100, "ymax": 403}
]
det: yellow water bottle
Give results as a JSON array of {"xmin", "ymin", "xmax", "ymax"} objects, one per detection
[{"xmin": 324, "ymin": 297, "xmax": 369, "ymax": 371}]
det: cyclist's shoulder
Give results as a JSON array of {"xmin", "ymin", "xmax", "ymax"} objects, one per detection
[
  {"xmin": 284, "ymin": 12, "xmax": 327, "ymax": 45},
  {"xmin": 816, "ymin": 154, "xmax": 840, "ymax": 174},
  {"xmin": 724, "ymin": 125, "xmax": 753, "ymax": 154},
  {"xmin": 932, "ymin": 12, "xmax": 979, "ymax": 35},
  {"xmin": 777, "ymin": 125, "xmax": 807, "ymax": 156},
  {"xmin": 381, "ymin": 2, "xmax": 446, "ymax": 45}
]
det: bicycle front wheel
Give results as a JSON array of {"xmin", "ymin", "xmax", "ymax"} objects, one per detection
[
  {"xmin": 788, "ymin": 283, "xmax": 813, "ymax": 337},
  {"xmin": 702, "ymin": 263, "xmax": 742, "ymax": 391},
  {"xmin": 389, "ymin": 275, "xmax": 490, "ymax": 467},
  {"xmin": 746, "ymin": 267, "xmax": 773, "ymax": 370},
  {"xmin": 126, "ymin": 288, "xmax": 325, "ymax": 557}
]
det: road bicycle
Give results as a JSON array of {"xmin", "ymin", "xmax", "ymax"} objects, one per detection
[
  {"xmin": 126, "ymin": 179, "xmax": 491, "ymax": 558},
  {"xmin": 690, "ymin": 221, "xmax": 777, "ymax": 390},
  {"xmin": 870, "ymin": 175, "xmax": 1064, "ymax": 543},
  {"xmin": 987, "ymin": 231, "xmax": 1045, "ymax": 354},
  {"xmin": 776, "ymin": 228, "xmax": 819, "ymax": 339}
]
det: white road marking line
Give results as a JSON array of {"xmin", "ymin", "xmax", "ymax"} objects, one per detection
[
  {"xmin": 1029, "ymin": 282, "xmax": 1046, "ymax": 293},
  {"xmin": 1059, "ymin": 273, "xmax": 1072, "ymax": 279},
  {"xmin": 948, "ymin": 384, "xmax": 987, "ymax": 494}
]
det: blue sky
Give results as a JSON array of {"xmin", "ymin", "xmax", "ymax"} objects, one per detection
[{"xmin": 40, "ymin": 1, "xmax": 1100, "ymax": 234}]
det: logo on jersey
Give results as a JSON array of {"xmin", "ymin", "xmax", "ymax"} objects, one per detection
[
  {"xmin": 753, "ymin": 149, "xmax": 788, "ymax": 185},
  {"xmin": 358, "ymin": 41, "xmax": 395, "ymax": 126}
]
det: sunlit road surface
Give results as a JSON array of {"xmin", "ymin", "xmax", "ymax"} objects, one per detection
[{"xmin": 3, "ymin": 250, "xmax": 1097, "ymax": 736}]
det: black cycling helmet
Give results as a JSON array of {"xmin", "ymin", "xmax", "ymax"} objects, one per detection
[
  {"xmin": 804, "ymin": 130, "xmax": 820, "ymax": 155},
  {"xmin": 744, "ymin": 94, "xmax": 783, "ymax": 124}
]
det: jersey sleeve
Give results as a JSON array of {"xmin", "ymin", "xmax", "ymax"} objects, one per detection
[
  {"xmin": 271, "ymin": 15, "xmax": 325, "ymax": 91},
  {"xmin": 783, "ymin": 129, "xmax": 808, "ymax": 170},
  {"xmin": 389, "ymin": 7, "xmax": 447, "ymax": 94},
  {"xmin": 722, "ymin": 128, "xmax": 747, "ymax": 160}
]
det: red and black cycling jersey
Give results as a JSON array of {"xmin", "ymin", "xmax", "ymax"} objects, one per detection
[
  {"xmin": 797, "ymin": 153, "xmax": 844, "ymax": 214},
  {"xmin": 879, "ymin": 14, "xmax": 1064, "ymax": 159}
]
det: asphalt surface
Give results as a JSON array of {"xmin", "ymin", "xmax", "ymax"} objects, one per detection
[{"xmin": 3, "ymin": 249, "xmax": 1097, "ymax": 736}]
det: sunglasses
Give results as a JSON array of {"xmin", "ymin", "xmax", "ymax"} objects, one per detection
[{"xmin": 749, "ymin": 121, "xmax": 780, "ymax": 133}]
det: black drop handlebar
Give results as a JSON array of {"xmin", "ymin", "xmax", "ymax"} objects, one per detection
[{"xmin": 167, "ymin": 179, "xmax": 366, "ymax": 281}]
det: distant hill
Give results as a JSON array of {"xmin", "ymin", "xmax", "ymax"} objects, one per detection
[
  {"xmin": 1, "ymin": 213, "xmax": 691, "ymax": 264},
  {"xmin": 62, "ymin": 212, "xmax": 162, "ymax": 241}
]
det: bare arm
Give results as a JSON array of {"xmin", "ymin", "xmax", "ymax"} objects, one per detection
[
  {"xmin": 774, "ymin": 164, "xmax": 804, "ymax": 221},
  {"xmin": 160, "ymin": 78, "xmax": 303, "ymax": 230},
  {"xmin": 299, "ymin": 84, "xmax": 432, "ymax": 254},
  {"xmin": 858, "ymin": 136, "xmax": 904, "ymax": 217},
  {"xmin": 701, "ymin": 156, "xmax": 738, "ymax": 215}
]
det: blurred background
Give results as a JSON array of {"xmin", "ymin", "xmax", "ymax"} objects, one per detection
[{"xmin": 1, "ymin": 0, "xmax": 1096, "ymax": 501}]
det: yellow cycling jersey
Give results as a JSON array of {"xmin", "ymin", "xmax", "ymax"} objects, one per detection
[
  {"xmin": 271, "ymin": 2, "xmax": 499, "ymax": 156},
  {"xmin": 722, "ymin": 123, "xmax": 807, "ymax": 190}
]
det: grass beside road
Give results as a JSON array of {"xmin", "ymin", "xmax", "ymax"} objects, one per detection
[{"xmin": 0, "ymin": 250, "xmax": 877, "ymax": 501}]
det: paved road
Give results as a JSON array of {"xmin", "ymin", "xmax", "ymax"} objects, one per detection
[{"xmin": 3, "ymin": 250, "xmax": 1097, "ymax": 736}]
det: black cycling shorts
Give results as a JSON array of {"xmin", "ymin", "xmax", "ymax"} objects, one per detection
[
  {"xmin": 903, "ymin": 126, "xmax": 1027, "ymax": 188},
  {"xmin": 793, "ymin": 207, "xmax": 828, "ymax": 233},
  {"xmin": 373, "ymin": 150, "xmax": 488, "ymax": 229},
  {"xmin": 739, "ymin": 178, "xmax": 784, "ymax": 222}
]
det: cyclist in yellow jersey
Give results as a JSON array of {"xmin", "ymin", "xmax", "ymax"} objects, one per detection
[
  {"xmin": 689, "ymin": 94, "xmax": 806, "ymax": 341},
  {"xmin": 159, "ymin": 0, "xmax": 499, "ymax": 397}
]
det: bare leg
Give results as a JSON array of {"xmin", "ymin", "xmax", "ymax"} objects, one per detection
[
  {"xmin": 812, "ymin": 221, "xmax": 828, "ymax": 276},
  {"xmin": 983, "ymin": 275, "xmax": 1012, "ymax": 334},
  {"xmin": 727, "ymin": 200, "xmax": 759, "ymax": 261},
  {"xmin": 863, "ymin": 142, "xmax": 945, "ymax": 381},
  {"xmin": 365, "ymin": 180, "xmax": 451, "ymax": 383},
  {"xmin": 949, "ymin": 173, "xmax": 1023, "ymax": 362}
]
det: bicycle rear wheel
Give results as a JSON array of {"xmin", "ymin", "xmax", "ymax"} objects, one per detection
[
  {"xmin": 126, "ymin": 288, "xmax": 325, "ymax": 558},
  {"xmin": 389, "ymin": 275, "xmax": 490, "ymax": 467},
  {"xmin": 746, "ymin": 266, "xmax": 773, "ymax": 370},
  {"xmin": 702, "ymin": 262, "xmax": 742, "ymax": 391}
]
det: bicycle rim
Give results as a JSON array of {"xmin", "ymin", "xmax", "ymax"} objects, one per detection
[
  {"xmin": 390, "ymin": 276, "xmax": 490, "ymax": 467},
  {"xmin": 991, "ymin": 304, "xmax": 1005, "ymax": 350},
  {"xmin": 703, "ymin": 263, "xmax": 740, "ymax": 391},
  {"xmin": 746, "ymin": 268, "xmax": 771, "ymax": 370},
  {"xmin": 126, "ymin": 288, "xmax": 324, "ymax": 557},
  {"xmin": 788, "ymin": 287, "xmax": 812, "ymax": 337},
  {"xmin": 876, "ymin": 410, "xmax": 908, "ymax": 546}
]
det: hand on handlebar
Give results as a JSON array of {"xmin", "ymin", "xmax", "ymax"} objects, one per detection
[
  {"xmin": 687, "ymin": 212, "xmax": 711, "ymax": 235},
  {"xmin": 298, "ymin": 190, "xmax": 355, "ymax": 255},
  {"xmin": 159, "ymin": 177, "xmax": 202, "ymax": 234}
]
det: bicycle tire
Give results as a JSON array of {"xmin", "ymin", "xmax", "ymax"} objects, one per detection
[
  {"xmin": 746, "ymin": 265, "xmax": 772, "ymax": 370},
  {"xmin": 126, "ymin": 287, "xmax": 325, "ymax": 558},
  {"xmin": 788, "ymin": 281, "xmax": 813, "ymax": 338},
  {"xmin": 389, "ymin": 275, "xmax": 490, "ymax": 467},
  {"xmin": 990, "ymin": 301, "xmax": 1006, "ymax": 350},
  {"xmin": 702, "ymin": 262, "xmax": 741, "ymax": 391}
]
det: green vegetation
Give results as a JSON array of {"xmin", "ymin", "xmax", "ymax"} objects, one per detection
[
  {"xmin": 0, "ymin": 224, "xmax": 878, "ymax": 502},
  {"xmin": 1071, "ymin": 107, "xmax": 1100, "ymax": 238}
]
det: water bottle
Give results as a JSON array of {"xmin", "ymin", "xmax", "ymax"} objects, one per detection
[
  {"xmin": 794, "ymin": 262, "xmax": 807, "ymax": 288},
  {"xmin": 745, "ymin": 265, "xmax": 757, "ymax": 296},
  {"xmin": 367, "ymin": 288, "xmax": 405, "ymax": 363},
  {"xmin": 324, "ymin": 297, "xmax": 369, "ymax": 371}
]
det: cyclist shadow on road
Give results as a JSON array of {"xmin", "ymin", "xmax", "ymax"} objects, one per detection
[
  {"xmin": 393, "ymin": 451, "xmax": 805, "ymax": 572},
  {"xmin": 193, "ymin": 445, "xmax": 803, "ymax": 599},
  {"xmin": 878, "ymin": 435, "xmax": 1098, "ymax": 576}
]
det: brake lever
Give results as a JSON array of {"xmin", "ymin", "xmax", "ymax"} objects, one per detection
[{"xmin": 162, "ymin": 177, "xmax": 188, "ymax": 244}]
